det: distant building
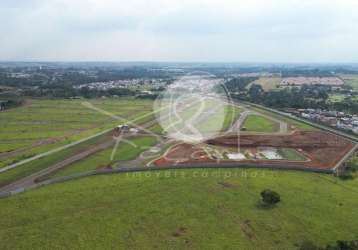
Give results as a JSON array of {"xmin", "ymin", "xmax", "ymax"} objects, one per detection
[
  {"xmin": 260, "ymin": 148, "xmax": 283, "ymax": 160},
  {"xmin": 117, "ymin": 124, "xmax": 130, "ymax": 131},
  {"xmin": 227, "ymin": 153, "xmax": 246, "ymax": 160},
  {"xmin": 129, "ymin": 128, "xmax": 139, "ymax": 134},
  {"xmin": 353, "ymin": 127, "xmax": 358, "ymax": 134},
  {"xmin": 280, "ymin": 77, "xmax": 344, "ymax": 86}
]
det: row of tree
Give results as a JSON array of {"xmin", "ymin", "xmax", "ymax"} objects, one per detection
[
  {"xmin": 300, "ymin": 240, "xmax": 358, "ymax": 250},
  {"xmin": 22, "ymin": 85, "xmax": 159, "ymax": 99},
  {"xmin": 223, "ymin": 76, "xmax": 357, "ymax": 114},
  {"xmin": 247, "ymin": 84, "xmax": 329, "ymax": 109}
]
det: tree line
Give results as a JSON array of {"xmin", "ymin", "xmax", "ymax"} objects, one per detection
[{"xmin": 222, "ymin": 77, "xmax": 357, "ymax": 114}]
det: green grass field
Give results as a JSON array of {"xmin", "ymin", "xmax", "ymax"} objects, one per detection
[
  {"xmin": 249, "ymin": 77, "xmax": 282, "ymax": 91},
  {"xmin": 242, "ymin": 115, "xmax": 278, "ymax": 133},
  {"xmin": 148, "ymin": 123, "xmax": 165, "ymax": 134},
  {"xmin": 328, "ymin": 94, "xmax": 346, "ymax": 103},
  {"xmin": 0, "ymin": 98, "xmax": 154, "ymax": 169},
  {"xmin": 250, "ymin": 107, "xmax": 315, "ymax": 131},
  {"xmin": 220, "ymin": 105, "xmax": 242, "ymax": 131},
  {"xmin": 278, "ymin": 148, "xmax": 307, "ymax": 161},
  {"xmin": 340, "ymin": 74, "xmax": 358, "ymax": 90},
  {"xmin": 0, "ymin": 133, "xmax": 113, "ymax": 187},
  {"xmin": 1, "ymin": 168, "xmax": 358, "ymax": 249},
  {"xmin": 198, "ymin": 105, "xmax": 242, "ymax": 133},
  {"xmin": 51, "ymin": 136, "xmax": 158, "ymax": 178},
  {"xmin": 328, "ymin": 94, "xmax": 358, "ymax": 103},
  {"xmin": 153, "ymin": 98, "xmax": 240, "ymax": 136}
]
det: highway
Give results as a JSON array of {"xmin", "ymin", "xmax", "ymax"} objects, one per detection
[{"xmin": 245, "ymin": 102, "xmax": 358, "ymax": 143}]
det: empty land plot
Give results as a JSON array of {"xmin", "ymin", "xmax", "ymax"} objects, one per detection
[
  {"xmin": 280, "ymin": 77, "xmax": 344, "ymax": 86},
  {"xmin": 328, "ymin": 94, "xmax": 346, "ymax": 103},
  {"xmin": 0, "ymin": 98, "xmax": 155, "ymax": 169},
  {"xmin": 249, "ymin": 106, "xmax": 315, "ymax": 131},
  {"xmin": 340, "ymin": 74, "xmax": 358, "ymax": 90},
  {"xmin": 250, "ymin": 77, "xmax": 282, "ymax": 91},
  {"xmin": 277, "ymin": 148, "xmax": 307, "ymax": 161},
  {"xmin": 155, "ymin": 131, "xmax": 354, "ymax": 171},
  {"xmin": 194, "ymin": 104, "xmax": 241, "ymax": 134},
  {"xmin": 0, "ymin": 133, "xmax": 114, "ymax": 188},
  {"xmin": 49, "ymin": 136, "xmax": 158, "ymax": 179},
  {"xmin": 1, "ymin": 169, "xmax": 358, "ymax": 249},
  {"xmin": 207, "ymin": 131, "xmax": 354, "ymax": 170},
  {"xmin": 148, "ymin": 123, "xmax": 165, "ymax": 134},
  {"xmin": 242, "ymin": 115, "xmax": 278, "ymax": 133}
]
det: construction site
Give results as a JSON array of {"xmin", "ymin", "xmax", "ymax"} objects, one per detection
[{"xmin": 152, "ymin": 130, "xmax": 356, "ymax": 172}]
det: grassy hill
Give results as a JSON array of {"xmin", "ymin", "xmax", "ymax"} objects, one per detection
[{"xmin": 1, "ymin": 168, "xmax": 358, "ymax": 249}]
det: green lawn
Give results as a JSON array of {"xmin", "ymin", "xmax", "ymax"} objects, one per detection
[
  {"xmin": 1, "ymin": 168, "xmax": 358, "ymax": 249},
  {"xmin": 340, "ymin": 74, "xmax": 358, "ymax": 90},
  {"xmin": 328, "ymin": 94, "xmax": 346, "ymax": 103},
  {"xmin": 250, "ymin": 107, "xmax": 315, "ymax": 131},
  {"xmin": 221, "ymin": 105, "xmax": 242, "ymax": 131},
  {"xmin": 51, "ymin": 136, "xmax": 158, "ymax": 178},
  {"xmin": 148, "ymin": 123, "xmax": 165, "ymax": 134},
  {"xmin": 242, "ymin": 115, "xmax": 278, "ymax": 133},
  {"xmin": 278, "ymin": 148, "xmax": 307, "ymax": 161}
]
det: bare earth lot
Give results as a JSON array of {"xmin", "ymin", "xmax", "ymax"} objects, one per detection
[{"xmin": 153, "ymin": 131, "xmax": 355, "ymax": 171}]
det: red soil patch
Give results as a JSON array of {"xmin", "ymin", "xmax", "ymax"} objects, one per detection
[
  {"xmin": 96, "ymin": 164, "xmax": 113, "ymax": 170},
  {"xmin": 172, "ymin": 227, "xmax": 187, "ymax": 237},
  {"xmin": 153, "ymin": 131, "xmax": 355, "ymax": 170}
]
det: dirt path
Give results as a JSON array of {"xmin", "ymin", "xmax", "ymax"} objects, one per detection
[{"xmin": 0, "ymin": 139, "xmax": 58, "ymax": 159}]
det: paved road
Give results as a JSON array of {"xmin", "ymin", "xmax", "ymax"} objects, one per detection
[
  {"xmin": 2, "ymin": 98, "xmax": 356, "ymax": 193},
  {"xmin": 333, "ymin": 143, "xmax": 358, "ymax": 173},
  {"xmin": 241, "ymin": 101, "xmax": 358, "ymax": 173},
  {"xmin": 0, "ymin": 103, "xmax": 166, "ymax": 174},
  {"xmin": 0, "ymin": 139, "xmax": 116, "ymax": 193},
  {"xmin": 228, "ymin": 110, "xmax": 250, "ymax": 132},
  {"xmin": 246, "ymin": 102, "xmax": 358, "ymax": 143},
  {"xmin": 0, "ymin": 128, "xmax": 114, "ymax": 174},
  {"xmin": 227, "ymin": 105, "xmax": 288, "ymax": 134},
  {"xmin": 0, "ymin": 138, "xmax": 57, "ymax": 159},
  {"xmin": 0, "ymin": 98, "xmax": 204, "ymax": 192}
]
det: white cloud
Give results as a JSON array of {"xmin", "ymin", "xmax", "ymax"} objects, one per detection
[{"xmin": 0, "ymin": 0, "xmax": 357, "ymax": 62}]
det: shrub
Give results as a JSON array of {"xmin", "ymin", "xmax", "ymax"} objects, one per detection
[
  {"xmin": 299, "ymin": 241, "xmax": 319, "ymax": 250},
  {"xmin": 260, "ymin": 189, "xmax": 281, "ymax": 205},
  {"xmin": 339, "ymin": 172, "xmax": 354, "ymax": 180}
]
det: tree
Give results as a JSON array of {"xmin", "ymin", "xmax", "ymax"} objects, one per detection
[
  {"xmin": 299, "ymin": 241, "xmax": 319, "ymax": 250},
  {"xmin": 248, "ymin": 84, "xmax": 264, "ymax": 101},
  {"xmin": 260, "ymin": 189, "xmax": 280, "ymax": 205},
  {"xmin": 224, "ymin": 77, "xmax": 258, "ymax": 93}
]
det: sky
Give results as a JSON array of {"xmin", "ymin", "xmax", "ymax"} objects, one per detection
[{"xmin": 1, "ymin": 0, "xmax": 358, "ymax": 62}]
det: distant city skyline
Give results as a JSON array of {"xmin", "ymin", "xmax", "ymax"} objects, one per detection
[{"xmin": 1, "ymin": 0, "xmax": 358, "ymax": 63}]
